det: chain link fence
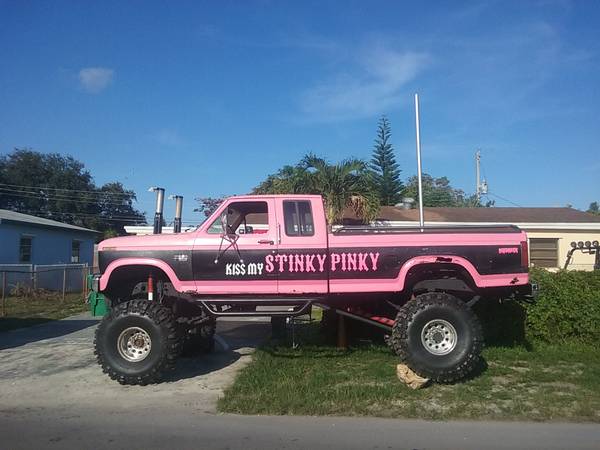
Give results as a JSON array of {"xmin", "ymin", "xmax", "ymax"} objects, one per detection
[{"xmin": 1, "ymin": 264, "xmax": 90, "ymax": 321}]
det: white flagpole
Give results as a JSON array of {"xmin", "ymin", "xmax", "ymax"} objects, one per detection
[{"xmin": 414, "ymin": 93, "xmax": 425, "ymax": 230}]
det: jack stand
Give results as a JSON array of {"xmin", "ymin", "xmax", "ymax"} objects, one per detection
[
  {"xmin": 337, "ymin": 314, "xmax": 347, "ymax": 349},
  {"xmin": 289, "ymin": 317, "xmax": 298, "ymax": 349}
]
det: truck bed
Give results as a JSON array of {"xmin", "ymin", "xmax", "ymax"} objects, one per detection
[{"xmin": 333, "ymin": 225, "xmax": 522, "ymax": 235}]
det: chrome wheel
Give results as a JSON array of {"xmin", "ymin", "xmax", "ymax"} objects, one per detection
[
  {"xmin": 117, "ymin": 327, "xmax": 152, "ymax": 362},
  {"xmin": 421, "ymin": 319, "xmax": 457, "ymax": 355}
]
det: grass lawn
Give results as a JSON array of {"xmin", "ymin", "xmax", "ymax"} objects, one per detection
[
  {"xmin": 218, "ymin": 321, "xmax": 600, "ymax": 422},
  {"xmin": 0, "ymin": 293, "xmax": 88, "ymax": 332}
]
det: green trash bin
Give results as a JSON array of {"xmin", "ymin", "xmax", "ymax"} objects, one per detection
[{"xmin": 87, "ymin": 274, "xmax": 108, "ymax": 316}]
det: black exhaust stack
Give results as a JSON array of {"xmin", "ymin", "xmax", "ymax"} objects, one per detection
[
  {"xmin": 149, "ymin": 187, "xmax": 165, "ymax": 234},
  {"xmin": 170, "ymin": 195, "xmax": 183, "ymax": 233}
]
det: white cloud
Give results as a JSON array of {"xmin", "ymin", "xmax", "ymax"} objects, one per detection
[
  {"xmin": 299, "ymin": 46, "xmax": 431, "ymax": 122},
  {"xmin": 78, "ymin": 67, "xmax": 114, "ymax": 93}
]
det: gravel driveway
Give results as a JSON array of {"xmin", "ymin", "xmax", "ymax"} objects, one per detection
[{"xmin": 0, "ymin": 313, "xmax": 270, "ymax": 415}]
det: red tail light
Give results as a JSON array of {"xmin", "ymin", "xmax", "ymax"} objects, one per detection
[{"xmin": 521, "ymin": 240, "xmax": 529, "ymax": 269}]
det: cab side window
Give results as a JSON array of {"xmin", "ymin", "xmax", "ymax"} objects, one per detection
[
  {"xmin": 283, "ymin": 201, "xmax": 314, "ymax": 236},
  {"xmin": 207, "ymin": 201, "xmax": 269, "ymax": 235}
]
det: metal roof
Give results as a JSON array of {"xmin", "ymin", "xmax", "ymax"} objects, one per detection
[{"xmin": 0, "ymin": 209, "xmax": 99, "ymax": 234}]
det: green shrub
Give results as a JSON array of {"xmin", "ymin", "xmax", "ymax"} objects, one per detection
[
  {"xmin": 476, "ymin": 268, "xmax": 600, "ymax": 346},
  {"xmin": 525, "ymin": 267, "xmax": 600, "ymax": 344}
]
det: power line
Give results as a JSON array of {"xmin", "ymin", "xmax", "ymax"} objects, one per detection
[
  {"xmin": 1, "ymin": 189, "xmax": 203, "ymax": 221},
  {"xmin": 13, "ymin": 207, "xmax": 147, "ymax": 222},
  {"xmin": 0, "ymin": 188, "xmax": 142, "ymax": 207},
  {"xmin": 28, "ymin": 212, "xmax": 145, "ymax": 222},
  {"xmin": 0, "ymin": 182, "xmax": 136, "ymax": 197},
  {"xmin": 0, "ymin": 185, "xmax": 138, "ymax": 201},
  {"xmin": 486, "ymin": 192, "xmax": 523, "ymax": 207},
  {"xmin": 14, "ymin": 208, "xmax": 201, "ymax": 224}
]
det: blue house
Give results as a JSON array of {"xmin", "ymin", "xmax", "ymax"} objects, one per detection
[{"xmin": 0, "ymin": 209, "xmax": 97, "ymax": 266}]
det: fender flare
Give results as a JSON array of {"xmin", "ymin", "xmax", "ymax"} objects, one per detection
[
  {"xmin": 99, "ymin": 257, "xmax": 183, "ymax": 292},
  {"xmin": 396, "ymin": 255, "xmax": 482, "ymax": 291}
]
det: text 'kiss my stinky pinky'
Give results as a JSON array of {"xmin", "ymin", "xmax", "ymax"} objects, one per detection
[{"xmin": 265, "ymin": 252, "xmax": 380, "ymax": 273}]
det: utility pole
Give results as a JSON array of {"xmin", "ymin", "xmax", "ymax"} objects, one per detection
[
  {"xmin": 475, "ymin": 150, "xmax": 481, "ymax": 201},
  {"xmin": 475, "ymin": 150, "xmax": 488, "ymax": 203}
]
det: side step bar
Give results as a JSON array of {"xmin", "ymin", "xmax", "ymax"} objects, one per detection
[{"xmin": 199, "ymin": 297, "xmax": 320, "ymax": 317}]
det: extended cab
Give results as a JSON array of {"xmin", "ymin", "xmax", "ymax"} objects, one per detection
[{"xmin": 93, "ymin": 195, "xmax": 535, "ymax": 385}]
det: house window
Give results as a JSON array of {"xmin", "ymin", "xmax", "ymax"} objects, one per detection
[
  {"xmin": 71, "ymin": 240, "xmax": 81, "ymax": 263},
  {"xmin": 529, "ymin": 238, "xmax": 559, "ymax": 268},
  {"xmin": 283, "ymin": 201, "xmax": 315, "ymax": 236},
  {"xmin": 19, "ymin": 236, "xmax": 32, "ymax": 263}
]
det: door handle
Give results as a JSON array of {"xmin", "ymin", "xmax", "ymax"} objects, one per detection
[{"xmin": 258, "ymin": 239, "xmax": 275, "ymax": 245}]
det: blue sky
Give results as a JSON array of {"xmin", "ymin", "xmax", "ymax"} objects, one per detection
[{"xmin": 1, "ymin": 0, "xmax": 599, "ymax": 224}]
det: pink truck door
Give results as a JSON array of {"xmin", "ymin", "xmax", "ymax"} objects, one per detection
[
  {"xmin": 191, "ymin": 198, "xmax": 279, "ymax": 294},
  {"xmin": 275, "ymin": 197, "xmax": 328, "ymax": 294}
]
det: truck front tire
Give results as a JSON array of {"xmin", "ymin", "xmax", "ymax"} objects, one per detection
[
  {"xmin": 94, "ymin": 299, "xmax": 181, "ymax": 385},
  {"xmin": 390, "ymin": 292, "xmax": 483, "ymax": 383}
]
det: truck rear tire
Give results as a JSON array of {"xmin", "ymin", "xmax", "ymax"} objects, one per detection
[
  {"xmin": 390, "ymin": 292, "xmax": 483, "ymax": 383},
  {"xmin": 94, "ymin": 299, "xmax": 181, "ymax": 385}
]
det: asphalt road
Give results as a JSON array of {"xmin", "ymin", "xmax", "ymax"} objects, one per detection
[
  {"xmin": 1, "ymin": 409, "xmax": 599, "ymax": 450},
  {"xmin": 1, "ymin": 314, "xmax": 599, "ymax": 449}
]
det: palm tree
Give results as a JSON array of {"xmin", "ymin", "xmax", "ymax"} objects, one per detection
[
  {"xmin": 300, "ymin": 154, "xmax": 380, "ymax": 225},
  {"xmin": 253, "ymin": 154, "xmax": 380, "ymax": 225},
  {"xmin": 253, "ymin": 165, "xmax": 311, "ymax": 195}
]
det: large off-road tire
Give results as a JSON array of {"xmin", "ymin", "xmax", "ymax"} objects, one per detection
[
  {"xmin": 389, "ymin": 292, "xmax": 483, "ymax": 383},
  {"xmin": 94, "ymin": 299, "xmax": 181, "ymax": 385}
]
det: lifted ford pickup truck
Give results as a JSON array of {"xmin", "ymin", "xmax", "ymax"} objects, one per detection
[{"xmin": 93, "ymin": 194, "xmax": 534, "ymax": 385}]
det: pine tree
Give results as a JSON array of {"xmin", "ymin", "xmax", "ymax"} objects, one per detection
[{"xmin": 369, "ymin": 116, "xmax": 404, "ymax": 205}]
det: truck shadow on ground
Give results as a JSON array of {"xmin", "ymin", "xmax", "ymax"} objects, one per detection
[
  {"xmin": 164, "ymin": 320, "xmax": 271, "ymax": 382},
  {"xmin": 0, "ymin": 318, "xmax": 100, "ymax": 350},
  {"xmin": 165, "ymin": 351, "xmax": 243, "ymax": 382}
]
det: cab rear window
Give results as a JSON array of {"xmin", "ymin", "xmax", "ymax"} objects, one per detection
[{"xmin": 283, "ymin": 201, "xmax": 314, "ymax": 236}]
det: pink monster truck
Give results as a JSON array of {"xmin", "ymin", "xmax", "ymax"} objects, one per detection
[{"xmin": 92, "ymin": 195, "xmax": 535, "ymax": 385}]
